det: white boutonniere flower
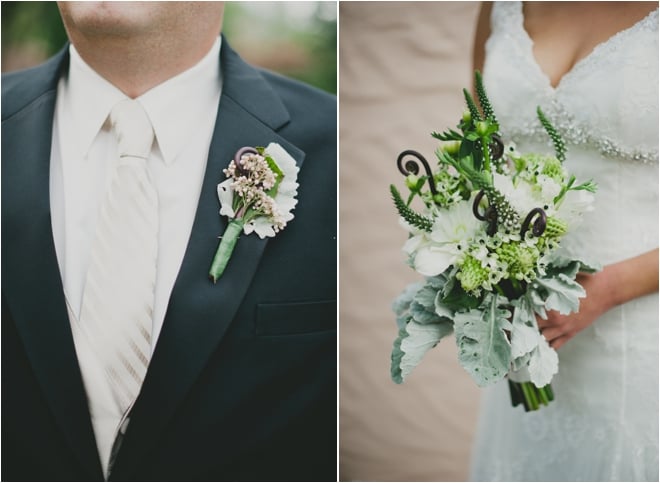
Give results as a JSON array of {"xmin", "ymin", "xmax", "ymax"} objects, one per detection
[{"xmin": 209, "ymin": 143, "xmax": 299, "ymax": 282}]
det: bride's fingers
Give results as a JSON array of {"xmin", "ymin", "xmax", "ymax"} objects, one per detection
[
  {"xmin": 537, "ymin": 311, "xmax": 563, "ymax": 330},
  {"xmin": 550, "ymin": 335, "xmax": 570, "ymax": 350},
  {"xmin": 536, "ymin": 317, "xmax": 550, "ymax": 329},
  {"xmin": 542, "ymin": 327, "xmax": 564, "ymax": 343}
]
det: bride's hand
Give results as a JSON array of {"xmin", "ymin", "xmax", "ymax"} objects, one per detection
[
  {"xmin": 537, "ymin": 272, "xmax": 611, "ymax": 350},
  {"xmin": 537, "ymin": 248, "xmax": 659, "ymax": 350}
]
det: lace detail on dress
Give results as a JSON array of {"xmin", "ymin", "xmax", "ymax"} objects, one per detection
[
  {"xmin": 486, "ymin": 2, "xmax": 659, "ymax": 165},
  {"xmin": 566, "ymin": 8, "xmax": 659, "ymax": 77}
]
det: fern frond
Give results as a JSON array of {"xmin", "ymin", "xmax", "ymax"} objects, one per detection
[
  {"xmin": 537, "ymin": 107, "xmax": 566, "ymax": 162},
  {"xmin": 390, "ymin": 184, "xmax": 433, "ymax": 232},
  {"xmin": 475, "ymin": 71, "xmax": 497, "ymax": 123}
]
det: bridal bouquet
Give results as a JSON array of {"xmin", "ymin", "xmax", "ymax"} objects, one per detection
[{"xmin": 390, "ymin": 71, "xmax": 598, "ymax": 411}]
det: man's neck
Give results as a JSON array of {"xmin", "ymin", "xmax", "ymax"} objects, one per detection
[{"xmin": 70, "ymin": 33, "xmax": 219, "ymax": 99}]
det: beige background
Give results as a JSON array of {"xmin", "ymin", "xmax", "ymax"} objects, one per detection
[{"xmin": 339, "ymin": 2, "xmax": 482, "ymax": 481}]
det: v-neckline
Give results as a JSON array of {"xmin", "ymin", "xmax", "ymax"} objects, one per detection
[{"xmin": 517, "ymin": 1, "xmax": 658, "ymax": 92}]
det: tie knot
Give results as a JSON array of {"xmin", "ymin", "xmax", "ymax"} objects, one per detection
[{"xmin": 109, "ymin": 99, "xmax": 154, "ymax": 159}]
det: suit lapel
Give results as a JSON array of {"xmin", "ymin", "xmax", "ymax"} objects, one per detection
[
  {"xmin": 109, "ymin": 38, "xmax": 305, "ymax": 479},
  {"xmin": 1, "ymin": 50, "xmax": 104, "ymax": 479}
]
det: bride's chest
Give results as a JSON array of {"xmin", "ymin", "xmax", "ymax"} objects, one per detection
[
  {"xmin": 523, "ymin": 5, "xmax": 655, "ymax": 89},
  {"xmin": 483, "ymin": 5, "xmax": 658, "ymax": 162}
]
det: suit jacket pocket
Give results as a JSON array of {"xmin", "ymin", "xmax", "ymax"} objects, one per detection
[{"xmin": 256, "ymin": 300, "xmax": 336, "ymax": 336}]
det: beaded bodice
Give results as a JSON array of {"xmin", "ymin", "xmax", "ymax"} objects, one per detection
[{"xmin": 483, "ymin": 2, "xmax": 658, "ymax": 164}]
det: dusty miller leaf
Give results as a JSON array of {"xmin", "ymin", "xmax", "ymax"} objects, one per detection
[
  {"xmin": 391, "ymin": 327, "xmax": 407, "ymax": 384},
  {"xmin": 453, "ymin": 296, "xmax": 512, "ymax": 387},
  {"xmin": 410, "ymin": 275, "xmax": 453, "ymax": 325},
  {"xmin": 511, "ymin": 352, "xmax": 531, "ymax": 372},
  {"xmin": 533, "ymin": 272, "xmax": 585, "ymax": 315},
  {"xmin": 509, "ymin": 296, "xmax": 559, "ymax": 387},
  {"xmin": 434, "ymin": 291, "xmax": 454, "ymax": 320},
  {"xmin": 510, "ymin": 297, "xmax": 540, "ymax": 359},
  {"xmin": 527, "ymin": 334, "xmax": 559, "ymax": 387},
  {"xmin": 545, "ymin": 247, "xmax": 601, "ymax": 274},
  {"xmin": 392, "ymin": 281, "xmax": 424, "ymax": 330},
  {"xmin": 391, "ymin": 276, "xmax": 454, "ymax": 383},
  {"xmin": 391, "ymin": 320, "xmax": 453, "ymax": 383}
]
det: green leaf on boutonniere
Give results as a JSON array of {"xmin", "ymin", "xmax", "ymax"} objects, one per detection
[{"xmin": 266, "ymin": 156, "xmax": 285, "ymax": 188}]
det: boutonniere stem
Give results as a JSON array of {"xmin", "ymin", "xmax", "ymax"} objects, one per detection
[{"xmin": 209, "ymin": 218, "xmax": 244, "ymax": 282}]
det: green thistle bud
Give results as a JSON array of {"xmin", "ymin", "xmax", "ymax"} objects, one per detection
[
  {"xmin": 496, "ymin": 242, "xmax": 518, "ymax": 265},
  {"xmin": 457, "ymin": 255, "xmax": 489, "ymax": 293},
  {"xmin": 541, "ymin": 156, "xmax": 565, "ymax": 182},
  {"xmin": 496, "ymin": 242, "xmax": 539, "ymax": 280},
  {"xmin": 544, "ymin": 216, "xmax": 568, "ymax": 239}
]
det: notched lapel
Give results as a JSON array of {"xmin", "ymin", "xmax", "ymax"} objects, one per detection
[
  {"xmin": 110, "ymin": 39, "xmax": 306, "ymax": 479},
  {"xmin": 1, "ymin": 48, "xmax": 104, "ymax": 480}
]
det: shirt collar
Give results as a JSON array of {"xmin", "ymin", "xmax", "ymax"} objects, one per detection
[
  {"xmin": 65, "ymin": 45, "xmax": 126, "ymax": 160},
  {"xmin": 138, "ymin": 37, "xmax": 222, "ymax": 166},
  {"xmin": 64, "ymin": 37, "xmax": 222, "ymax": 166}
]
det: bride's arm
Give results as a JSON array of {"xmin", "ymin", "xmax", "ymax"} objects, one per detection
[
  {"xmin": 472, "ymin": 2, "xmax": 493, "ymax": 77},
  {"xmin": 538, "ymin": 248, "xmax": 659, "ymax": 349}
]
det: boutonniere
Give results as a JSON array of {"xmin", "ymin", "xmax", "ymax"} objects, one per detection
[{"xmin": 209, "ymin": 143, "xmax": 300, "ymax": 282}]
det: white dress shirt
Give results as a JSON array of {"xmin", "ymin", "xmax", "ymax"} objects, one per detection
[{"xmin": 49, "ymin": 38, "xmax": 222, "ymax": 477}]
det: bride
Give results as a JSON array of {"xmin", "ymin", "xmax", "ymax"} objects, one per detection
[{"xmin": 470, "ymin": 2, "xmax": 658, "ymax": 481}]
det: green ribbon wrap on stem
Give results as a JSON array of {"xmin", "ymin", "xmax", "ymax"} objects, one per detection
[{"xmin": 209, "ymin": 218, "xmax": 245, "ymax": 283}]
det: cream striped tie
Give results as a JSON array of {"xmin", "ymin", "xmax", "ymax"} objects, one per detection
[{"xmin": 79, "ymin": 99, "xmax": 158, "ymax": 416}]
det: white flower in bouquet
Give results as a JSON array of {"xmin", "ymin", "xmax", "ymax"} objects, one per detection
[
  {"xmin": 556, "ymin": 188, "xmax": 596, "ymax": 229},
  {"xmin": 404, "ymin": 196, "xmax": 482, "ymax": 277},
  {"xmin": 492, "ymin": 171, "xmax": 538, "ymax": 215}
]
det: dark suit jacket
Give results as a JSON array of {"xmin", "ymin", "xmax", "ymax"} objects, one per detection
[{"xmin": 2, "ymin": 38, "xmax": 337, "ymax": 481}]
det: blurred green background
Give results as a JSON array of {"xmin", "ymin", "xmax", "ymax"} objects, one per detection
[{"xmin": 1, "ymin": 1, "xmax": 337, "ymax": 94}]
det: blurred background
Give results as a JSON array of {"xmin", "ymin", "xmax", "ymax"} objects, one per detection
[
  {"xmin": 1, "ymin": 1, "xmax": 337, "ymax": 94},
  {"xmin": 339, "ymin": 2, "xmax": 482, "ymax": 481}
]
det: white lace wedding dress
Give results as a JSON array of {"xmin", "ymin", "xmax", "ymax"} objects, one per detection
[{"xmin": 470, "ymin": 3, "xmax": 659, "ymax": 481}]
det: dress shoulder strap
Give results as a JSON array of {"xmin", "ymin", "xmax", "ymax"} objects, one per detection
[{"xmin": 490, "ymin": 1, "xmax": 524, "ymax": 35}]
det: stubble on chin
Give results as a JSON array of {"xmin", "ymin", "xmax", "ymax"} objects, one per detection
[{"xmin": 57, "ymin": 1, "xmax": 182, "ymax": 39}]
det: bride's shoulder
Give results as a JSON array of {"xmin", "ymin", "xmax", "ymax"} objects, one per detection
[{"xmin": 489, "ymin": 1, "xmax": 522, "ymax": 31}]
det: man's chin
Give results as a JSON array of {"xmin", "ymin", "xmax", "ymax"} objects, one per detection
[{"xmin": 57, "ymin": 1, "xmax": 173, "ymax": 38}]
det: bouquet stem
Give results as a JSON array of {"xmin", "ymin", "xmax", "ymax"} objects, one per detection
[
  {"xmin": 508, "ymin": 380, "xmax": 554, "ymax": 411},
  {"xmin": 209, "ymin": 219, "xmax": 244, "ymax": 283}
]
